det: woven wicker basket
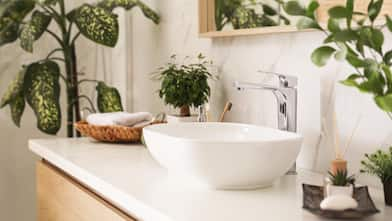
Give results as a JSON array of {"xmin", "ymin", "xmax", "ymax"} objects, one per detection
[{"xmin": 75, "ymin": 121, "xmax": 164, "ymax": 143}]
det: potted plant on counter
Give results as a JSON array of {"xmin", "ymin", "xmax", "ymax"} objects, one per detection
[
  {"xmin": 361, "ymin": 147, "xmax": 392, "ymax": 206},
  {"xmin": 154, "ymin": 54, "xmax": 214, "ymax": 123},
  {"xmin": 326, "ymin": 170, "xmax": 356, "ymax": 197}
]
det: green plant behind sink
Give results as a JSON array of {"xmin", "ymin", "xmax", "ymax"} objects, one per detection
[
  {"xmin": 283, "ymin": 0, "xmax": 392, "ymax": 120},
  {"xmin": 0, "ymin": 0, "xmax": 159, "ymax": 137},
  {"xmin": 360, "ymin": 147, "xmax": 392, "ymax": 183},
  {"xmin": 154, "ymin": 54, "xmax": 214, "ymax": 117},
  {"xmin": 360, "ymin": 147, "xmax": 392, "ymax": 206}
]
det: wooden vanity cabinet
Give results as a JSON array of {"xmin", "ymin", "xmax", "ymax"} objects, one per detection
[{"xmin": 36, "ymin": 161, "xmax": 136, "ymax": 221}]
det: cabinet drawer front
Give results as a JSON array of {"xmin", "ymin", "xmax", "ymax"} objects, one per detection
[{"xmin": 37, "ymin": 161, "xmax": 136, "ymax": 221}]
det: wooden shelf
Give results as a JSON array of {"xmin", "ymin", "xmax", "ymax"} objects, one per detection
[
  {"xmin": 199, "ymin": 0, "xmax": 392, "ymax": 38},
  {"xmin": 199, "ymin": 26, "xmax": 315, "ymax": 38}
]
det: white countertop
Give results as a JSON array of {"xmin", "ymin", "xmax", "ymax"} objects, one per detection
[{"xmin": 29, "ymin": 138, "xmax": 392, "ymax": 221}]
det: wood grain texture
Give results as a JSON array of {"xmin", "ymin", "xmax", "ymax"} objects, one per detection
[
  {"xmin": 36, "ymin": 160, "xmax": 136, "ymax": 221},
  {"xmin": 199, "ymin": 0, "xmax": 208, "ymax": 34}
]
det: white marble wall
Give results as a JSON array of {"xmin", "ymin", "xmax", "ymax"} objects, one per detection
[{"xmin": 130, "ymin": 0, "xmax": 392, "ymax": 188}]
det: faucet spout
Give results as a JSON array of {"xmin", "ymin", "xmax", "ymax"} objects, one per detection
[{"xmin": 234, "ymin": 81, "xmax": 279, "ymax": 92}]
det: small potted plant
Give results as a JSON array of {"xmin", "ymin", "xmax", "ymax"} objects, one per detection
[
  {"xmin": 154, "ymin": 54, "xmax": 214, "ymax": 122},
  {"xmin": 326, "ymin": 170, "xmax": 355, "ymax": 197},
  {"xmin": 360, "ymin": 147, "xmax": 392, "ymax": 206}
]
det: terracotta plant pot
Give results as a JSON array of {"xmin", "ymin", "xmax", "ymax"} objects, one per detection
[{"xmin": 384, "ymin": 180, "xmax": 392, "ymax": 206}]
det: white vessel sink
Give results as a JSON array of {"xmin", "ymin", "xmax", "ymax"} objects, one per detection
[{"xmin": 143, "ymin": 123, "xmax": 303, "ymax": 190}]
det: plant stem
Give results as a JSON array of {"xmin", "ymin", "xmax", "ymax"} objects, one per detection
[
  {"xmin": 78, "ymin": 95, "xmax": 97, "ymax": 113},
  {"xmin": 71, "ymin": 32, "xmax": 81, "ymax": 46},
  {"xmin": 57, "ymin": 0, "xmax": 78, "ymax": 138},
  {"xmin": 71, "ymin": 44, "xmax": 82, "ymax": 136},
  {"xmin": 45, "ymin": 29, "xmax": 63, "ymax": 46},
  {"xmin": 46, "ymin": 48, "xmax": 63, "ymax": 59}
]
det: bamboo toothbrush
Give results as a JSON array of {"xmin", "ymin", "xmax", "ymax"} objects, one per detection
[{"xmin": 219, "ymin": 102, "xmax": 232, "ymax": 122}]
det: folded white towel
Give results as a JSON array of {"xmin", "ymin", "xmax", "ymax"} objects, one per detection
[{"xmin": 86, "ymin": 112, "xmax": 153, "ymax": 127}]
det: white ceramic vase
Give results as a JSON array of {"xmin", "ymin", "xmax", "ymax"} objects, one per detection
[{"xmin": 326, "ymin": 183, "xmax": 354, "ymax": 197}]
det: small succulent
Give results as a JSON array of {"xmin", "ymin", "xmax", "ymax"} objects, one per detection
[
  {"xmin": 360, "ymin": 147, "xmax": 392, "ymax": 183},
  {"xmin": 328, "ymin": 170, "xmax": 355, "ymax": 186}
]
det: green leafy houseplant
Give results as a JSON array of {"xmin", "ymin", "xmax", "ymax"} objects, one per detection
[
  {"xmin": 360, "ymin": 147, "xmax": 392, "ymax": 205},
  {"xmin": 154, "ymin": 54, "xmax": 214, "ymax": 117},
  {"xmin": 0, "ymin": 0, "xmax": 159, "ymax": 137},
  {"xmin": 215, "ymin": 0, "xmax": 290, "ymax": 31},
  {"xmin": 283, "ymin": 0, "xmax": 392, "ymax": 120},
  {"xmin": 361, "ymin": 148, "xmax": 392, "ymax": 183}
]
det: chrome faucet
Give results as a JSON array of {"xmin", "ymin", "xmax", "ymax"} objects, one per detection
[{"xmin": 234, "ymin": 71, "xmax": 298, "ymax": 174}]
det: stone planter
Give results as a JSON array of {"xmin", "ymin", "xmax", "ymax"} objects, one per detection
[{"xmin": 384, "ymin": 180, "xmax": 392, "ymax": 206}]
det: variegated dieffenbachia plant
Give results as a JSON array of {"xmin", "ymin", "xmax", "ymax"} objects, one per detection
[{"xmin": 0, "ymin": 0, "xmax": 160, "ymax": 136}]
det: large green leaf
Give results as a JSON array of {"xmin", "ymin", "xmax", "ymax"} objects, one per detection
[
  {"xmin": 19, "ymin": 10, "xmax": 51, "ymax": 52},
  {"xmin": 0, "ymin": 0, "xmax": 35, "ymax": 46},
  {"xmin": 382, "ymin": 65, "xmax": 392, "ymax": 93},
  {"xmin": 340, "ymin": 74, "xmax": 362, "ymax": 87},
  {"xmin": 368, "ymin": 0, "xmax": 383, "ymax": 22},
  {"xmin": 358, "ymin": 70, "xmax": 385, "ymax": 95},
  {"xmin": 327, "ymin": 19, "xmax": 340, "ymax": 33},
  {"xmin": 383, "ymin": 50, "xmax": 392, "ymax": 65},
  {"xmin": 311, "ymin": 46, "xmax": 336, "ymax": 67},
  {"xmin": 262, "ymin": 4, "xmax": 277, "ymax": 16},
  {"xmin": 133, "ymin": 0, "xmax": 160, "ymax": 24},
  {"xmin": 328, "ymin": 6, "xmax": 349, "ymax": 19},
  {"xmin": 375, "ymin": 93, "xmax": 392, "ymax": 112},
  {"xmin": 68, "ymin": 4, "xmax": 119, "ymax": 47},
  {"xmin": 105, "ymin": 0, "xmax": 160, "ymax": 24},
  {"xmin": 333, "ymin": 30, "xmax": 358, "ymax": 42},
  {"xmin": 346, "ymin": 51, "xmax": 365, "ymax": 67},
  {"xmin": 305, "ymin": 1, "xmax": 320, "ymax": 18},
  {"xmin": 346, "ymin": 0, "xmax": 354, "ymax": 27},
  {"xmin": 24, "ymin": 60, "xmax": 61, "ymax": 135},
  {"xmin": 96, "ymin": 82, "xmax": 123, "ymax": 113},
  {"xmin": 296, "ymin": 17, "xmax": 320, "ymax": 29},
  {"xmin": 386, "ymin": 15, "xmax": 392, "ymax": 32},
  {"xmin": 9, "ymin": 93, "xmax": 25, "ymax": 127},
  {"xmin": 283, "ymin": 1, "xmax": 306, "ymax": 16},
  {"xmin": 97, "ymin": 0, "xmax": 137, "ymax": 10},
  {"xmin": 0, "ymin": 68, "xmax": 26, "ymax": 127},
  {"xmin": 370, "ymin": 28, "xmax": 384, "ymax": 53},
  {"xmin": 1, "ymin": 68, "xmax": 25, "ymax": 107}
]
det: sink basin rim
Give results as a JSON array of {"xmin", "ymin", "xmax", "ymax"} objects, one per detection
[{"xmin": 143, "ymin": 122, "xmax": 303, "ymax": 144}]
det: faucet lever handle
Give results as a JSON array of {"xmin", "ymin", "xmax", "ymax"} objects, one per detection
[{"xmin": 257, "ymin": 70, "xmax": 297, "ymax": 88}]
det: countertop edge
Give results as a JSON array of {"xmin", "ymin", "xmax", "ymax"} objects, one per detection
[{"xmin": 29, "ymin": 139, "xmax": 172, "ymax": 221}]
